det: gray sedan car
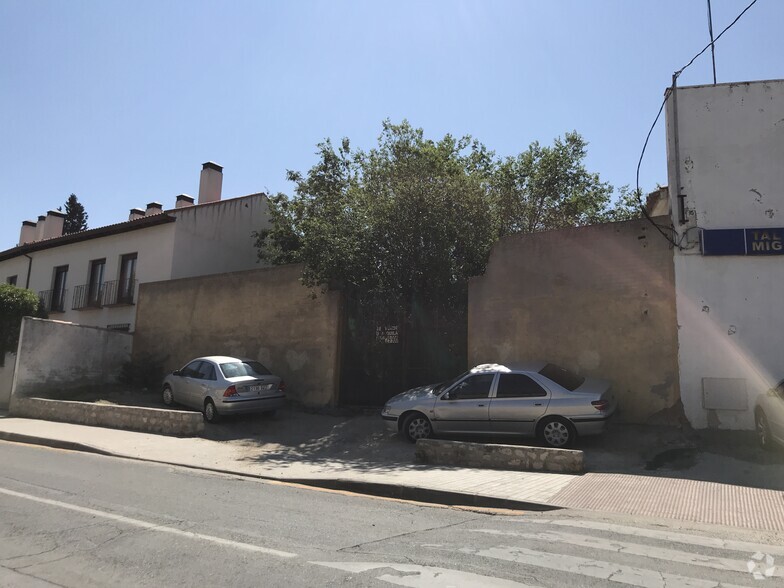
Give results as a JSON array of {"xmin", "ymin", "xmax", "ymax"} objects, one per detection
[
  {"xmin": 381, "ymin": 362, "xmax": 616, "ymax": 447},
  {"xmin": 755, "ymin": 379, "xmax": 784, "ymax": 450},
  {"xmin": 162, "ymin": 356, "xmax": 286, "ymax": 422}
]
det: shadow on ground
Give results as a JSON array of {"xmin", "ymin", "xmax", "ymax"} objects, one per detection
[{"xmin": 205, "ymin": 409, "xmax": 424, "ymax": 475}]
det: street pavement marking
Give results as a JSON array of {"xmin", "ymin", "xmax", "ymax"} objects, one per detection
[
  {"xmin": 0, "ymin": 486, "xmax": 297, "ymax": 559},
  {"xmin": 310, "ymin": 561, "xmax": 539, "ymax": 587},
  {"xmin": 470, "ymin": 529, "xmax": 782, "ymax": 576},
  {"xmin": 518, "ymin": 518, "xmax": 784, "ymax": 556},
  {"xmin": 458, "ymin": 545, "xmax": 755, "ymax": 588}
]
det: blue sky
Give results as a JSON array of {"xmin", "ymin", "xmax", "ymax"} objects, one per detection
[{"xmin": 1, "ymin": 0, "xmax": 781, "ymax": 250}]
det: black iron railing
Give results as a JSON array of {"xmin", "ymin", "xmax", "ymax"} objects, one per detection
[
  {"xmin": 72, "ymin": 283, "xmax": 104, "ymax": 310},
  {"xmin": 38, "ymin": 289, "xmax": 68, "ymax": 313},
  {"xmin": 102, "ymin": 279, "xmax": 137, "ymax": 306}
]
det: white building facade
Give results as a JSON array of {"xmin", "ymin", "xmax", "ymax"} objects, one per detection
[
  {"xmin": 0, "ymin": 162, "xmax": 271, "ymax": 333},
  {"xmin": 666, "ymin": 79, "xmax": 784, "ymax": 429}
]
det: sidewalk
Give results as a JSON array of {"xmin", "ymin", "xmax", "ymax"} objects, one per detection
[{"xmin": 1, "ymin": 415, "xmax": 783, "ymax": 532}]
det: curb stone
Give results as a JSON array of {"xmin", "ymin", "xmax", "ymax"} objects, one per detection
[{"xmin": 0, "ymin": 430, "xmax": 559, "ymax": 512}]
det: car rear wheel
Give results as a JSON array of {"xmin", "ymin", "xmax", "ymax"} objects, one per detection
[
  {"xmin": 162, "ymin": 386, "xmax": 173, "ymax": 407},
  {"xmin": 402, "ymin": 412, "xmax": 432, "ymax": 443},
  {"xmin": 538, "ymin": 417, "xmax": 576, "ymax": 448},
  {"xmin": 756, "ymin": 410, "xmax": 772, "ymax": 451},
  {"xmin": 204, "ymin": 399, "xmax": 219, "ymax": 423}
]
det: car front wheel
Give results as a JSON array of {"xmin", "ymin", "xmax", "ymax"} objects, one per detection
[
  {"xmin": 402, "ymin": 412, "xmax": 432, "ymax": 443},
  {"xmin": 538, "ymin": 417, "xmax": 576, "ymax": 448},
  {"xmin": 162, "ymin": 386, "xmax": 173, "ymax": 407}
]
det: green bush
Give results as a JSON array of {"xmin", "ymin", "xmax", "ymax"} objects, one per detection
[{"xmin": 0, "ymin": 284, "xmax": 40, "ymax": 359}]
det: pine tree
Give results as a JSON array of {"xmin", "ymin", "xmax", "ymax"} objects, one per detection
[{"xmin": 63, "ymin": 194, "xmax": 88, "ymax": 234}]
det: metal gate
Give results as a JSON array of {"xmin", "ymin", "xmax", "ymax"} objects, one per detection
[{"xmin": 338, "ymin": 294, "xmax": 466, "ymax": 407}]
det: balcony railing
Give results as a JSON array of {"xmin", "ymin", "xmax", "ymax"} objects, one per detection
[
  {"xmin": 102, "ymin": 279, "xmax": 137, "ymax": 306},
  {"xmin": 38, "ymin": 289, "xmax": 68, "ymax": 313},
  {"xmin": 72, "ymin": 283, "xmax": 104, "ymax": 310}
]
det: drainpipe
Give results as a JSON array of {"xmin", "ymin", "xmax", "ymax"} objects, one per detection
[
  {"xmin": 670, "ymin": 74, "xmax": 686, "ymax": 225},
  {"xmin": 23, "ymin": 254, "xmax": 33, "ymax": 289}
]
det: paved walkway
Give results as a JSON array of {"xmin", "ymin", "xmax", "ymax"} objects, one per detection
[{"xmin": 1, "ymin": 417, "xmax": 783, "ymax": 532}]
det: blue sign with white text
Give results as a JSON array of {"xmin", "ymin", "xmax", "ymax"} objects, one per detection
[{"xmin": 701, "ymin": 228, "xmax": 784, "ymax": 256}]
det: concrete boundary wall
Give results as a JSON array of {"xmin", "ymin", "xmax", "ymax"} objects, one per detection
[
  {"xmin": 133, "ymin": 264, "xmax": 342, "ymax": 407},
  {"xmin": 469, "ymin": 218, "xmax": 680, "ymax": 424},
  {"xmin": 10, "ymin": 397, "xmax": 204, "ymax": 437},
  {"xmin": 414, "ymin": 439, "xmax": 584, "ymax": 474},
  {"xmin": 12, "ymin": 317, "xmax": 132, "ymax": 400}
]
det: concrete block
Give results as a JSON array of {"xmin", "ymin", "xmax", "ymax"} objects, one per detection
[
  {"xmin": 9, "ymin": 397, "xmax": 204, "ymax": 437},
  {"xmin": 415, "ymin": 438, "xmax": 584, "ymax": 474}
]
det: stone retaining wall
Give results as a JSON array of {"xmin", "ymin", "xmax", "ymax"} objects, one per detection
[
  {"xmin": 10, "ymin": 397, "xmax": 204, "ymax": 437},
  {"xmin": 414, "ymin": 439, "xmax": 584, "ymax": 474}
]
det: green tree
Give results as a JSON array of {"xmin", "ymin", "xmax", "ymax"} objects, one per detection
[
  {"xmin": 257, "ymin": 121, "xmax": 497, "ymax": 314},
  {"xmin": 490, "ymin": 131, "xmax": 617, "ymax": 236},
  {"xmin": 62, "ymin": 193, "xmax": 88, "ymax": 234},
  {"xmin": 257, "ymin": 122, "xmax": 632, "ymax": 307},
  {"xmin": 601, "ymin": 186, "xmax": 644, "ymax": 222},
  {"xmin": 0, "ymin": 284, "xmax": 40, "ymax": 363}
]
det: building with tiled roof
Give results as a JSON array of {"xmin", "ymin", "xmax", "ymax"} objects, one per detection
[{"xmin": 0, "ymin": 162, "xmax": 270, "ymax": 332}]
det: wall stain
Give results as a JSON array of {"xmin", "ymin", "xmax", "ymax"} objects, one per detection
[
  {"xmin": 750, "ymin": 188, "xmax": 763, "ymax": 203},
  {"xmin": 727, "ymin": 325, "xmax": 737, "ymax": 336}
]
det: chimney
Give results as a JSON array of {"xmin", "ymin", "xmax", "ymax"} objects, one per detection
[
  {"xmin": 19, "ymin": 221, "xmax": 36, "ymax": 246},
  {"xmin": 35, "ymin": 215, "xmax": 46, "ymax": 241},
  {"xmin": 145, "ymin": 201, "xmax": 163, "ymax": 216},
  {"xmin": 198, "ymin": 161, "xmax": 223, "ymax": 204},
  {"xmin": 129, "ymin": 208, "xmax": 145, "ymax": 221},
  {"xmin": 43, "ymin": 210, "xmax": 65, "ymax": 239},
  {"xmin": 175, "ymin": 194, "xmax": 195, "ymax": 209}
]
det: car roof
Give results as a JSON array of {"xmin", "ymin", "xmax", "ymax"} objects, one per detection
[
  {"xmin": 194, "ymin": 356, "xmax": 252, "ymax": 364},
  {"xmin": 470, "ymin": 361, "xmax": 546, "ymax": 374}
]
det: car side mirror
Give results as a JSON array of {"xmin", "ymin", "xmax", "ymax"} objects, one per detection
[{"xmin": 172, "ymin": 369, "xmax": 181, "ymax": 376}]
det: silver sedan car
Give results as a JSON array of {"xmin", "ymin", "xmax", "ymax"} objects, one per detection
[
  {"xmin": 162, "ymin": 356, "xmax": 286, "ymax": 423},
  {"xmin": 755, "ymin": 379, "xmax": 784, "ymax": 450},
  {"xmin": 382, "ymin": 362, "xmax": 616, "ymax": 447}
]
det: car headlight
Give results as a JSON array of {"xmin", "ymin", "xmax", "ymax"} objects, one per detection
[{"xmin": 382, "ymin": 404, "xmax": 392, "ymax": 414}]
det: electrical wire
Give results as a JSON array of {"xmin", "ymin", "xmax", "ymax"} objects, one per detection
[{"xmin": 634, "ymin": 0, "xmax": 760, "ymax": 248}]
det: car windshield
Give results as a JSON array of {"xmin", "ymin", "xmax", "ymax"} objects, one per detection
[
  {"xmin": 432, "ymin": 371, "xmax": 470, "ymax": 394},
  {"xmin": 538, "ymin": 363, "xmax": 585, "ymax": 391},
  {"xmin": 219, "ymin": 361, "xmax": 271, "ymax": 379}
]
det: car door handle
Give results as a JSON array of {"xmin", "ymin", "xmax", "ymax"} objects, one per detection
[
  {"xmin": 478, "ymin": 404, "xmax": 485, "ymax": 407},
  {"xmin": 534, "ymin": 403, "xmax": 543, "ymax": 406}
]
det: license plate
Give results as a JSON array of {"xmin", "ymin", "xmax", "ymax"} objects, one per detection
[{"xmin": 249, "ymin": 385, "xmax": 262, "ymax": 392}]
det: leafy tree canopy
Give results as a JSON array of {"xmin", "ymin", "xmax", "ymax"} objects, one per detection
[
  {"xmin": 62, "ymin": 193, "xmax": 88, "ymax": 234},
  {"xmin": 0, "ymin": 284, "xmax": 40, "ymax": 359},
  {"xmin": 256, "ymin": 120, "xmax": 641, "ymax": 312}
]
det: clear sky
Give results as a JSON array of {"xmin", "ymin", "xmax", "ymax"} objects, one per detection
[{"xmin": 1, "ymin": 0, "xmax": 781, "ymax": 251}]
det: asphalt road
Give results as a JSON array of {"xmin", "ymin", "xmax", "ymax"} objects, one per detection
[{"xmin": 1, "ymin": 441, "xmax": 782, "ymax": 587}]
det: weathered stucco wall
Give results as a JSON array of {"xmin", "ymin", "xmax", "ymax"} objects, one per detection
[
  {"xmin": 12, "ymin": 317, "xmax": 132, "ymax": 399},
  {"xmin": 170, "ymin": 193, "xmax": 271, "ymax": 280},
  {"xmin": 0, "ymin": 352, "xmax": 16, "ymax": 408},
  {"xmin": 133, "ymin": 264, "xmax": 342, "ymax": 407},
  {"xmin": 666, "ymin": 80, "xmax": 784, "ymax": 430},
  {"xmin": 468, "ymin": 218, "xmax": 679, "ymax": 424}
]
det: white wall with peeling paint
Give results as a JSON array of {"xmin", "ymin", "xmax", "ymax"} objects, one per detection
[{"xmin": 666, "ymin": 79, "xmax": 784, "ymax": 429}]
